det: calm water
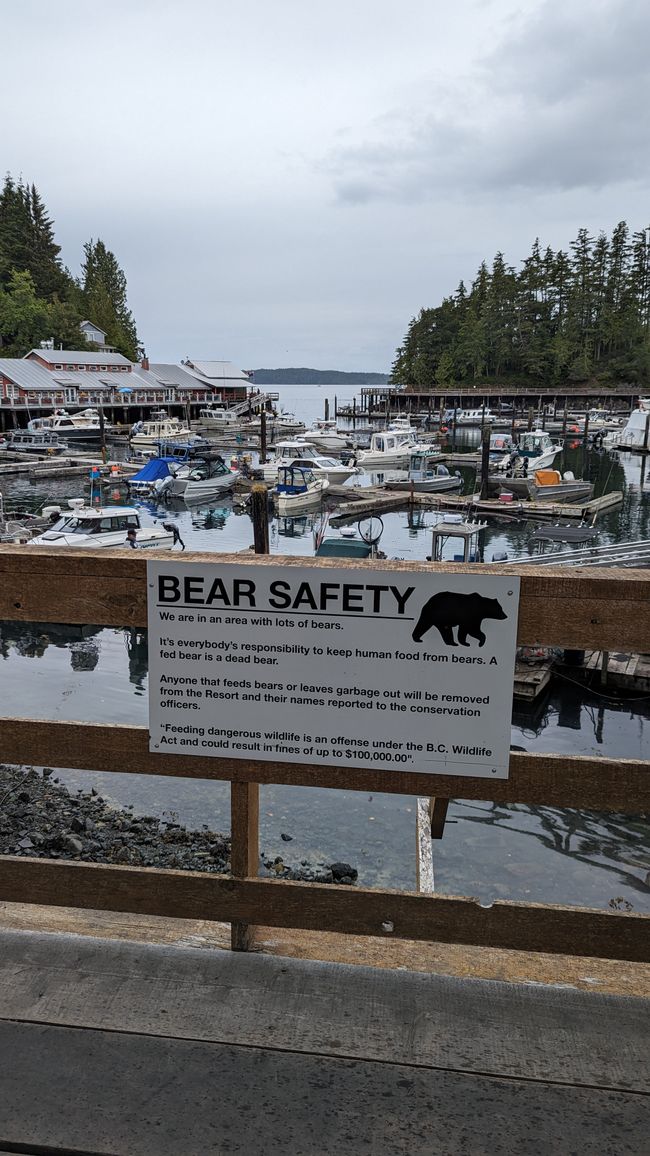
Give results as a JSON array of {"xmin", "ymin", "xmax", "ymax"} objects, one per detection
[{"xmin": 1, "ymin": 385, "xmax": 649, "ymax": 909}]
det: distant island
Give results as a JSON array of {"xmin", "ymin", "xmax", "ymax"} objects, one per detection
[{"xmin": 252, "ymin": 368, "xmax": 389, "ymax": 386}]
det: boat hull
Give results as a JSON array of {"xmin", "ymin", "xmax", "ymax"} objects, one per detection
[{"xmin": 385, "ymin": 477, "xmax": 463, "ymax": 493}]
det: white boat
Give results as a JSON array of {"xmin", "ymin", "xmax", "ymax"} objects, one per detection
[
  {"xmin": 29, "ymin": 501, "xmax": 177, "ymax": 549},
  {"xmin": 198, "ymin": 405, "xmax": 245, "ymax": 431},
  {"xmin": 356, "ymin": 429, "xmax": 432, "ymax": 470},
  {"xmin": 606, "ymin": 399, "xmax": 650, "ymax": 451},
  {"xmin": 130, "ymin": 416, "xmax": 194, "ymax": 449},
  {"xmin": 261, "ymin": 439, "xmax": 319, "ymax": 481},
  {"xmin": 273, "ymin": 465, "xmax": 329, "ymax": 514},
  {"xmin": 28, "ymin": 408, "xmax": 109, "ymax": 442},
  {"xmin": 301, "ymin": 420, "xmax": 353, "ymax": 452},
  {"xmin": 455, "ymin": 408, "xmax": 498, "ymax": 426},
  {"xmin": 492, "ymin": 432, "xmax": 559, "ymax": 471},
  {"xmin": 7, "ymin": 429, "xmax": 68, "ymax": 455},
  {"xmin": 161, "ymin": 456, "xmax": 238, "ymax": 502},
  {"xmin": 384, "ymin": 454, "xmax": 462, "ymax": 493},
  {"xmin": 265, "ymin": 453, "xmax": 358, "ymax": 484}
]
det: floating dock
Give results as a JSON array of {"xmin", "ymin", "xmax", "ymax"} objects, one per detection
[
  {"xmin": 329, "ymin": 488, "xmax": 624, "ymax": 525},
  {"xmin": 513, "ymin": 658, "xmax": 555, "ymax": 700}
]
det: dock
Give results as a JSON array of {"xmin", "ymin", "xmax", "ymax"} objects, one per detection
[
  {"xmin": 564, "ymin": 651, "xmax": 650, "ymax": 693},
  {"xmin": 0, "ymin": 924, "xmax": 648, "ymax": 1155},
  {"xmin": 513, "ymin": 657, "xmax": 555, "ymax": 700},
  {"xmin": 329, "ymin": 488, "xmax": 624, "ymax": 525}
]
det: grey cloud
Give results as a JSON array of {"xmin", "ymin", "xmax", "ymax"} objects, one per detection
[{"xmin": 330, "ymin": 0, "xmax": 650, "ymax": 203}]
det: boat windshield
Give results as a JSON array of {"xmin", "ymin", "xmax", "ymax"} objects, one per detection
[{"xmin": 51, "ymin": 513, "xmax": 140, "ymax": 534}]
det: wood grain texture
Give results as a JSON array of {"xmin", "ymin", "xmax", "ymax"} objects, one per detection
[
  {"xmin": 0, "ymin": 546, "xmax": 649, "ymax": 648},
  {"xmin": 0, "ymin": 857, "xmax": 646, "ymax": 960},
  {"xmin": 230, "ymin": 780, "xmax": 259, "ymax": 950},
  {"xmin": 1, "ymin": 717, "xmax": 648, "ymax": 809}
]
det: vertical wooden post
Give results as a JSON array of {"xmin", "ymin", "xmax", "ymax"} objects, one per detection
[
  {"xmin": 250, "ymin": 482, "xmax": 270, "ymax": 554},
  {"xmin": 527, "ymin": 407, "xmax": 533, "ymax": 431},
  {"xmin": 230, "ymin": 781, "xmax": 259, "ymax": 951},
  {"xmin": 480, "ymin": 424, "xmax": 490, "ymax": 501},
  {"xmin": 601, "ymin": 650, "xmax": 609, "ymax": 688},
  {"xmin": 562, "ymin": 405, "xmax": 568, "ymax": 439},
  {"xmin": 429, "ymin": 797, "xmax": 450, "ymax": 840},
  {"xmin": 352, "ymin": 396, "xmax": 357, "ymax": 427},
  {"xmin": 324, "ymin": 397, "xmax": 330, "ymax": 422},
  {"xmin": 230, "ymin": 482, "xmax": 268, "ymax": 950},
  {"xmin": 98, "ymin": 406, "xmax": 108, "ymax": 465},
  {"xmin": 643, "ymin": 412, "xmax": 650, "ymax": 453},
  {"xmin": 259, "ymin": 410, "xmax": 267, "ymax": 463},
  {"xmin": 334, "ymin": 395, "xmax": 338, "ymax": 418}
]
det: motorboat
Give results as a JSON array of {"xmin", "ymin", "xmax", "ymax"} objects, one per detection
[
  {"xmin": 7, "ymin": 429, "xmax": 67, "ymax": 455},
  {"xmin": 273, "ymin": 465, "xmax": 329, "ymax": 514},
  {"xmin": 262, "ymin": 444, "xmax": 358, "ymax": 484},
  {"xmin": 492, "ymin": 430, "xmax": 562, "ymax": 472},
  {"xmin": 301, "ymin": 420, "xmax": 353, "ymax": 452},
  {"xmin": 27, "ymin": 408, "xmax": 110, "ymax": 442},
  {"xmin": 130, "ymin": 415, "xmax": 194, "ymax": 449},
  {"xmin": 159, "ymin": 455, "xmax": 238, "ymax": 503},
  {"xmin": 198, "ymin": 405, "xmax": 245, "ymax": 431},
  {"xmin": 28, "ymin": 500, "xmax": 177, "ymax": 549},
  {"xmin": 454, "ymin": 408, "xmax": 498, "ymax": 426},
  {"xmin": 605, "ymin": 399, "xmax": 650, "ymax": 451},
  {"xmin": 384, "ymin": 453, "xmax": 463, "ymax": 493},
  {"xmin": 496, "ymin": 469, "xmax": 594, "ymax": 503},
  {"xmin": 261, "ymin": 439, "xmax": 319, "ymax": 480},
  {"xmin": 355, "ymin": 429, "xmax": 431, "ymax": 470},
  {"xmin": 488, "ymin": 432, "xmax": 515, "ymax": 459}
]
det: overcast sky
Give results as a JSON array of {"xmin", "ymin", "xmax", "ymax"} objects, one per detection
[{"xmin": 3, "ymin": 0, "xmax": 650, "ymax": 370}]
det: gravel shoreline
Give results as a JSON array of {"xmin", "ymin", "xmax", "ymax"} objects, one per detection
[{"xmin": 0, "ymin": 765, "xmax": 358, "ymax": 885}]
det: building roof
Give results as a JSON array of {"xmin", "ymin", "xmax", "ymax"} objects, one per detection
[
  {"xmin": 184, "ymin": 359, "xmax": 250, "ymax": 382},
  {"xmin": 28, "ymin": 349, "xmax": 131, "ymax": 367},
  {"xmin": 0, "ymin": 359, "xmax": 61, "ymax": 390},
  {"xmin": 148, "ymin": 363, "xmax": 214, "ymax": 389}
]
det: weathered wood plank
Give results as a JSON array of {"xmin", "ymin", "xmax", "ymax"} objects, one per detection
[
  {"xmin": 1, "ymin": 717, "xmax": 648, "ymax": 809},
  {"xmin": 230, "ymin": 780, "xmax": 259, "ymax": 951},
  {"xmin": 0, "ymin": 546, "xmax": 650, "ymax": 649},
  {"xmin": 0, "ymin": 857, "xmax": 646, "ymax": 961},
  {"xmin": 415, "ymin": 799, "xmax": 435, "ymax": 892},
  {"xmin": 2, "ymin": 1020, "xmax": 648, "ymax": 1156},
  {"xmin": 1, "ymin": 931, "xmax": 648, "ymax": 1089}
]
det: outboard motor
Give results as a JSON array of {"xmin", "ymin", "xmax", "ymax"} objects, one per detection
[{"xmin": 162, "ymin": 522, "xmax": 185, "ymax": 550}]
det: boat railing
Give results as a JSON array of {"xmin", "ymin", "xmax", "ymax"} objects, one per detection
[{"xmin": 0, "ymin": 548, "xmax": 647, "ymax": 963}]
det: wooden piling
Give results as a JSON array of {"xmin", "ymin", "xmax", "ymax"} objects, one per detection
[
  {"xmin": 480, "ymin": 424, "xmax": 491, "ymax": 501},
  {"xmin": 259, "ymin": 410, "xmax": 267, "ymax": 463}
]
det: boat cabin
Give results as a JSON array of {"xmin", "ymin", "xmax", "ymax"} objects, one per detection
[
  {"xmin": 407, "ymin": 452, "xmax": 448, "ymax": 482},
  {"xmin": 429, "ymin": 515, "xmax": 487, "ymax": 563},
  {"xmin": 276, "ymin": 465, "xmax": 317, "ymax": 493},
  {"xmin": 8, "ymin": 430, "xmax": 66, "ymax": 453}
]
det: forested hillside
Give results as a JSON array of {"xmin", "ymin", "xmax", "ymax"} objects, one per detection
[
  {"xmin": 0, "ymin": 176, "xmax": 139, "ymax": 359},
  {"xmin": 253, "ymin": 368, "xmax": 389, "ymax": 385},
  {"xmin": 392, "ymin": 223, "xmax": 650, "ymax": 389}
]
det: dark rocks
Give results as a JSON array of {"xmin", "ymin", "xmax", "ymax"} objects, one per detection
[{"xmin": 0, "ymin": 765, "xmax": 357, "ymax": 885}]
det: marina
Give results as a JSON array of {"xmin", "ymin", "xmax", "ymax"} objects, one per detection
[{"xmin": 0, "ymin": 382, "xmax": 648, "ymax": 914}]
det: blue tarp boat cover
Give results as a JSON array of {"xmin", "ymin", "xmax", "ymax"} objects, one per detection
[{"xmin": 129, "ymin": 458, "xmax": 175, "ymax": 484}]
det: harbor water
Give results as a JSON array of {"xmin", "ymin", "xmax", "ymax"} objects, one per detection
[{"xmin": 1, "ymin": 384, "xmax": 648, "ymax": 911}]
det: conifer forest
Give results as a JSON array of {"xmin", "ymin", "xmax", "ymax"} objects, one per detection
[
  {"xmin": 392, "ymin": 224, "xmax": 650, "ymax": 390},
  {"xmin": 0, "ymin": 175, "xmax": 139, "ymax": 359}
]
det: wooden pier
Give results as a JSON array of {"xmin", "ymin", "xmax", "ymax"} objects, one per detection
[{"xmin": 329, "ymin": 487, "xmax": 624, "ymax": 525}]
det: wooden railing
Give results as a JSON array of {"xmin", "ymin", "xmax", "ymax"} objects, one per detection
[{"xmin": 0, "ymin": 546, "xmax": 648, "ymax": 962}]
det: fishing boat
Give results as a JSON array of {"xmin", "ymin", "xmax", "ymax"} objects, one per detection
[
  {"xmin": 454, "ymin": 408, "xmax": 499, "ymax": 426},
  {"xmin": 301, "ymin": 420, "xmax": 353, "ymax": 452},
  {"xmin": 130, "ymin": 415, "xmax": 194, "ymax": 449},
  {"xmin": 198, "ymin": 405, "xmax": 245, "ymax": 431},
  {"xmin": 160, "ymin": 455, "xmax": 237, "ymax": 502},
  {"xmin": 28, "ymin": 408, "xmax": 109, "ymax": 442},
  {"xmin": 7, "ymin": 429, "xmax": 68, "ymax": 455},
  {"xmin": 273, "ymin": 465, "xmax": 329, "ymax": 514},
  {"xmin": 28, "ymin": 501, "xmax": 177, "ymax": 549},
  {"xmin": 262, "ymin": 445, "xmax": 358, "ymax": 484},
  {"xmin": 605, "ymin": 398, "xmax": 650, "ymax": 451},
  {"xmin": 492, "ymin": 430, "xmax": 562, "ymax": 475},
  {"xmin": 261, "ymin": 440, "xmax": 319, "ymax": 480},
  {"xmin": 355, "ymin": 428, "xmax": 431, "ymax": 470},
  {"xmin": 384, "ymin": 453, "xmax": 462, "ymax": 493},
  {"xmin": 496, "ymin": 469, "xmax": 594, "ymax": 503}
]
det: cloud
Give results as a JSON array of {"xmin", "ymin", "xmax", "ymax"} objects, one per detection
[{"xmin": 329, "ymin": 0, "xmax": 650, "ymax": 203}]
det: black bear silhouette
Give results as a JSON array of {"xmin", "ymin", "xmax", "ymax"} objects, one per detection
[{"xmin": 412, "ymin": 591, "xmax": 507, "ymax": 647}]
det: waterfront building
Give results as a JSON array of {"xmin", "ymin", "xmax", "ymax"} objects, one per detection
[{"xmin": 0, "ymin": 349, "xmax": 252, "ymax": 426}]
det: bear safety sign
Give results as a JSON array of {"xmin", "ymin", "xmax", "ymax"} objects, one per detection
[{"xmin": 147, "ymin": 559, "xmax": 520, "ymax": 778}]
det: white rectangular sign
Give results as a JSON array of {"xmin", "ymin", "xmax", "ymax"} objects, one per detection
[{"xmin": 147, "ymin": 560, "xmax": 520, "ymax": 778}]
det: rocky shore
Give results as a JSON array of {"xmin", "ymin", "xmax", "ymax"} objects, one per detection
[{"xmin": 0, "ymin": 765, "xmax": 358, "ymax": 885}]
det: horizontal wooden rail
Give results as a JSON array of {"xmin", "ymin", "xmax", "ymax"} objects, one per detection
[
  {"xmin": 0, "ymin": 856, "xmax": 646, "ymax": 961},
  {"xmin": 1, "ymin": 546, "xmax": 650, "ymax": 650},
  {"xmin": 1, "ymin": 717, "xmax": 649, "ymax": 809}
]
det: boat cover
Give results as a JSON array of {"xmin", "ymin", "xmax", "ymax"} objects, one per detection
[
  {"xmin": 128, "ymin": 458, "xmax": 175, "ymax": 483},
  {"xmin": 315, "ymin": 539, "xmax": 372, "ymax": 559}
]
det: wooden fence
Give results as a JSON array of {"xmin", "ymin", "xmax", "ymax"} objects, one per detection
[{"xmin": 0, "ymin": 546, "xmax": 648, "ymax": 961}]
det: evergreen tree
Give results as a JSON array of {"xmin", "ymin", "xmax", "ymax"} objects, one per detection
[{"xmin": 81, "ymin": 239, "xmax": 139, "ymax": 360}]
